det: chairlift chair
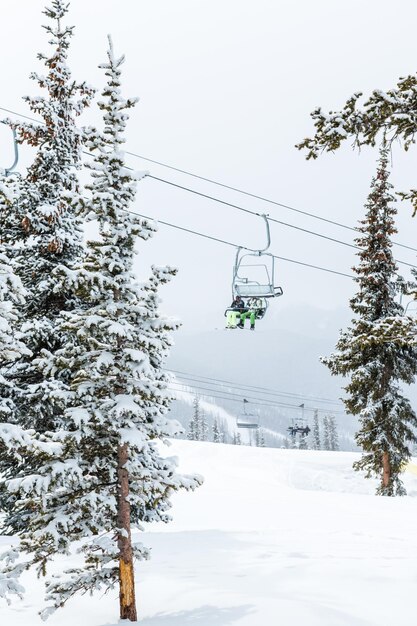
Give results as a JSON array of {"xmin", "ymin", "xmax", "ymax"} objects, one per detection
[
  {"xmin": 287, "ymin": 417, "xmax": 310, "ymax": 437},
  {"xmin": 230, "ymin": 215, "xmax": 283, "ymax": 318},
  {"xmin": 236, "ymin": 398, "xmax": 260, "ymax": 429}
]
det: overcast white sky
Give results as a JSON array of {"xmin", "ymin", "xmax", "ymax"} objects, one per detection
[{"xmin": 1, "ymin": 0, "xmax": 417, "ymax": 333}]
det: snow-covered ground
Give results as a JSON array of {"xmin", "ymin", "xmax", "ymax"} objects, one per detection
[{"xmin": 2, "ymin": 440, "xmax": 417, "ymax": 625}]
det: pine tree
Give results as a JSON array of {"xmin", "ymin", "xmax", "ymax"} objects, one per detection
[
  {"xmin": 312, "ymin": 409, "xmax": 321, "ymax": 450},
  {"xmin": 3, "ymin": 0, "xmax": 94, "ymax": 435},
  {"xmin": 297, "ymin": 73, "xmax": 417, "ymax": 216},
  {"xmin": 212, "ymin": 418, "xmax": 220, "ymax": 443},
  {"xmin": 254, "ymin": 428, "xmax": 265, "ymax": 447},
  {"xmin": 233, "ymin": 431, "xmax": 241, "ymax": 445},
  {"xmin": 200, "ymin": 410, "xmax": 208, "ymax": 442},
  {"xmin": 218, "ymin": 419, "xmax": 228, "ymax": 443},
  {"xmin": 0, "ymin": 37, "xmax": 202, "ymax": 620},
  {"xmin": 322, "ymin": 148, "xmax": 417, "ymax": 495},
  {"xmin": 322, "ymin": 415, "xmax": 331, "ymax": 451},
  {"xmin": 0, "ymin": 183, "xmax": 30, "ymax": 422},
  {"xmin": 188, "ymin": 396, "xmax": 201, "ymax": 441},
  {"xmin": 299, "ymin": 430, "xmax": 308, "ymax": 450},
  {"xmin": 328, "ymin": 416, "xmax": 339, "ymax": 451}
]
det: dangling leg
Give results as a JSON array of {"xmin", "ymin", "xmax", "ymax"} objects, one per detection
[
  {"xmin": 249, "ymin": 311, "xmax": 256, "ymax": 330},
  {"xmin": 238, "ymin": 311, "xmax": 247, "ymax": 328},
  {"xmin": 226, "ymin": 310, "xmax": 238, "ymax": 328}
]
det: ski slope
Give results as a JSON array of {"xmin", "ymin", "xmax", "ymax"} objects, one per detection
[{"xmin": 2, "ymin": 440, "xmax": 417, "ymax": 625}]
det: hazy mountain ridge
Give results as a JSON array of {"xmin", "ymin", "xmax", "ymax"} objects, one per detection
[{"xmin": 167, "ymin": 307, "xmax": 359, "ymax": 448}]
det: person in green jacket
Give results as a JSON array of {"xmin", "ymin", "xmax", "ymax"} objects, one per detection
[{"xmin": 238, "ymin": 297, "xmax": 264, "ymax": 330}]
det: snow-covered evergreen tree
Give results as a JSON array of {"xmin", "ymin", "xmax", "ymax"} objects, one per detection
[
  {"xmin": 298, "ymin": 430, "xmax": 308, "ymax": 450},
  {"xmin": 0, "ymin": 36, "xmax": 202, "ymax": 621},
  {"xmin": 297, "ymin": 73, "xmax": 417, "ymax": 216},
  {"xmin": 322, "ymin": 415, "xmax": 331, "ymax": 451},
  {"xmin": 322, "ymin": 148, "xmax": 417, "ymax": 495},
  {"xmin": 212, "ymin": 418, "xmax": 220, "ymax": 443},
  {"xmin": 312, "ymin": 409, "xmax": 321, "ymax": 450},
  {"xmin": 232, "ymin": 431, "xmax": 241, "ymax": 445},
  {"xmin": 187, "ymin": 396, "xmax": 201, "ymax": 441},
  {"xmin": 255, "ymin": 428, "xmax": 266, "ymax": 447},
  {"xmin": 2, "ymin": 0, "xmax": 94, "ymax": 435},
  {"xmin": 200, "ymin": 410, "xmax": 208, "ymax": 442},
  {"xmin": 218, "ymin": 419, "xmax": 228, "ymax": 443},
  {"xmin": 328, "ymin": 416, "xmax": 339, "ymax": 451},
  {"xmin": 0, "ymin": 183, "xmax": 30, "ymax": 422}
]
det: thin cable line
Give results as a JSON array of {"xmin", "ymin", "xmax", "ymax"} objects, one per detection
[
  {"xmin": 172, "ymin": 378, "xmax": 343, "ymax": 410},
  {"xmin": 146, "ymin": 175, "xmax": 417, "ymax": 269},
  {"xmin": 126, "ymin": 206, "xmax": 355, "ymax": 278},
  {"xmin": 0, "ymin": 103, "xmax": 355, "ymax": 279},
  {"xmin": 169, "ymin": 369, "xmax": 344, "ymax": 406},
  {"xmin": 1, "ymin": 104, "xmax": 417, "ymax": 254},
  {"xmin": 125, "ymin": 151, "xmax": 417, "ymax": 252},
  {"xmin": 170, "ymin": 384, "xmax": 346, "ymax": 415}
]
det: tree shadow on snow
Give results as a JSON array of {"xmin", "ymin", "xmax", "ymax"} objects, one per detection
[{"xmin": 104, "ymin": 604, "xmax": 255, "ymax": 625}]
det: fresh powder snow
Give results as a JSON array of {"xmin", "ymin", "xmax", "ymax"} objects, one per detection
[{"xmin": 2, "ymin": 439, "xmax": 417, "ymax": 625}]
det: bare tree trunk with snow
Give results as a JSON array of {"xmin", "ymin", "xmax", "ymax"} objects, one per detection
[
  {"xmin": 382, "ymin": 451, "xmax": 391, "ymax": 491},
  {"xmin": 117, "ymin": 443, "xmax": 137, "ymax": 621}
]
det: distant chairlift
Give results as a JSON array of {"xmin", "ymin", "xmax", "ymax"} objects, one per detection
[
  {"xmin": 287, "ymin": 418, "xmax": 310, "ymax": 438},
  {"xmin": 236, "ymin": 398, "xmax": 259, "ymax": 429},
  {"xmin": 0, "ymin": 121, "xmax": 19, "ymax": 176}
]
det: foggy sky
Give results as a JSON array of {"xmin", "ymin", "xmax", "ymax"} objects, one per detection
[{"xmin": 1, "ymin": 0, "xmax": 417, "ymax": 334}]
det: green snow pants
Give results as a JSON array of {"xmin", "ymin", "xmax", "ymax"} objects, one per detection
[{"xmin": 240, "ymin": 310, "xmax": 256, "ymax": 326}]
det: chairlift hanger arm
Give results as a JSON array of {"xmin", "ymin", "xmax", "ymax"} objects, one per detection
[{"xmin": 0, "ymin": 121, "xmax": 18, "ymax": 176}]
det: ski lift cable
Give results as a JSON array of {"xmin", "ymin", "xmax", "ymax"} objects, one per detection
[
  {"xmin": 1, "ymin": 104, "xmax": 417, "ymax": 256},
  {"xmin": 169, "ymin": 369, "xmax": 345, "ymax": 406},
  {"xmin": 170, "ymin": 383, "xmax": 347, "ymax": 415},
  {"xmin": 123, "ymin": 206, "xmax": 355, "ymax": 279},
  {"xmin": 171, "ymin": 379, "xmax": 345, "ymax": 413},
  {"xmin": 171, "ymin": 379, "xmax": 343, "ymax": 410},
  {"xmin": 123, "ymin": 152, "xmax": 417, "ymax": 254},
  {"xmin": 145, "ymin": 175, "xmax": 417, "ymax": 270},
  {"xmin": 169, "ymin": 384, "xmax": 347, "ymax": 415},
  {"xmin": 0, "ymin": 102, "xmax": 354, "ymax": 279}
]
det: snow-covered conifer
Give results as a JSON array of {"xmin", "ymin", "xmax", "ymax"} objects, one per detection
[
  {"xmin": 322, "ymin": 148, "xmax": 417, "ymax": 495},
  {"xmin": 200, "ymin": 410, "xmax": 208, "ymax": 442},
  {"xmin": 254, "ymin": 428, "xmax": 265, "ymax": 447},
  {"xmin": 188, "ymin": 396, "xmax": 201, "ymax": 441},
  {"xmin": 312, "ymin": 409, "xmax": 321, "ymax": 450},
  {"xmin": 322, "ymin": 415, "xmax": 331, "ymax": 451},
  {"xmin": 297, "ymin": 73, "xmax": 417, "ymax": 216},
  {"xmin": 3, "ymin": 0, "xmax": 94, "ymax": 434},
  {"xmin": 328, "ymin": 416, "xmax": 339, "ymax": 451},
  {"xmin": 212, "ymin": 418, "xmax": 220, "ymax": 443},
  {"xmin": 0, "ymin": 36, "xmax": 201, "ymax": 620},
  {"xmin": 233, "ymin": 431, "xmax": 241, "ymax": 445},
  {"xmin": 298, "ymin": 430, "xmax": 308, "ymax": 450},
  {"xmin": 0, "ymin": 182, "xmax": 30, "ymax": 422}
]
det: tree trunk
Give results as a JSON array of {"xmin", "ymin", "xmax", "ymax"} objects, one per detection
[
  {"xmin": 117, "ymin": 442, "xmax": 137, "ymax": 621},
  {"xmin": 382, "ymin": 450, "xmax": 390, "ymax": 490}
]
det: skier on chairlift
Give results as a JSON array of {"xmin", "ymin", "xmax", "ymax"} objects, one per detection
[
  {"xmin": 225, "ymin": 295, "xmax": 246, "ymax": 329},
  {"xmin": 238, "ymin": 296, "xmax": 265, "ymax": 330}
]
